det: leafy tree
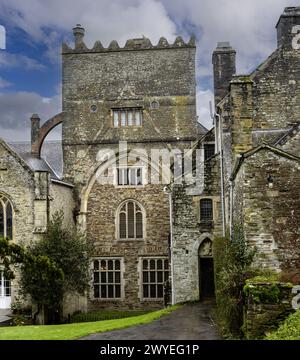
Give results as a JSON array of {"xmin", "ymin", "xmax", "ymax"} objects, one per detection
[
  {"xmin": 0, "ymin": 211, "xmax": 93, "ymax": 324},
  {"xmin": 21, "ymin": 211, "xmax": 93, "ymax": 323},
  {"xmin": 0, "ymin": 236, "xmax": 64, "ymax": 324}
]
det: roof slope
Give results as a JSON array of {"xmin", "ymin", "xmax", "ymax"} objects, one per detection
[{"xmin": 9, "ymin": 141, "xmax": 63, "ymax": 179}]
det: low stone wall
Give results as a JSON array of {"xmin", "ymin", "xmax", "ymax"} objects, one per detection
[{"xmin": 243, "ymin": 281, "xmax": 295, "ymax": 339}]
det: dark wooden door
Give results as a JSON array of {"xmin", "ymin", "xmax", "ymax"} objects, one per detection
[{"xmin": 199, "ymin": 258, "xmax": 215, "ymax": 300}]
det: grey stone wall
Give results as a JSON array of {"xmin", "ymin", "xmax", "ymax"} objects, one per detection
[
  {"xmin": 232, "ymin": 149, "xmax": 300, "ymax": 271},
  {"xmin": 243, "ymin": 281, "xmax": 294, "ymax": 339}
]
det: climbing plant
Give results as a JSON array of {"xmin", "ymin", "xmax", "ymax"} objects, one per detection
[{"xmin": 213, "ymin": 227, "xmax": 257, "ymax": 338}]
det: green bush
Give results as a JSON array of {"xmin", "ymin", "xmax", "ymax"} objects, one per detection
[
  {"xmin": 244, "ymin": 279, "xmax": 293, "ymax": 305},
  {"xmin": 213, "ymin": 227, "xmax": 257, "ymax": 338},
  {"xmin": 266, "ymin": 310, "xmax": 300, "ymax": 340}
]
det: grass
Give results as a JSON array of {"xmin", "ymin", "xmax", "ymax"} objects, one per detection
[
  {"xmin": 0, "ymin": 305, "xmax": 180, "ymax": 340},
  {"xmin": 265, "ymin": 310, "xmax": 300, "ymax": 340},
  {"xmin": 70, "ymin": 309, "xmax": 151, "ymax": 323}
]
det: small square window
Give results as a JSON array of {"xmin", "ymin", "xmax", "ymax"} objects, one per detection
[{"xmin": 112, "ymin": 108, "xmax": 142, "ymax": 127}]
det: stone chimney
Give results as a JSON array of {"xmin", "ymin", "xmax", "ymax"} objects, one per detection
[
  {"xmin": 212, "ymin": 42, "xmax": 236, "ymax": 106},
  {"xmin": 73, "ymin": 24, "xmax": 85, "ymax": 48},
  {"xmin": 276, "ymin": 7, "xmax": 300, "ymax": 49},
  {"xmin": 31, "ymin": 113, "xmax": 40, "ymax": 155}
]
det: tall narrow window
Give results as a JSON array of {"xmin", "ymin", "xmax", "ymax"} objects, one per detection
[
  {"xmin": 0, "ymin": 195, "xmax": 13, "ymax": 239},
  {"xmin": 200, "ymin": 199, "xmax": 213, "ymax": 222},
  {"xmin": 204, "ymin": 144, "xmax": 215, "ymax": 161},
  {"xmin": 118, "ymin": 200, "xmax": 144, "ymax": 240},
  {"xmin": 93, "ymin": 259, "xmax": 122, "ymax": 299},
  {"xmin": 142, "ymin": 258, "xmax": 169, "ymax": 299}
]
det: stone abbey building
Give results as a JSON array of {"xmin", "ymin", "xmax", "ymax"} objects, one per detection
[{"xmin": 0, "ymin": 7, "xmax": 299, "ymax": 316}]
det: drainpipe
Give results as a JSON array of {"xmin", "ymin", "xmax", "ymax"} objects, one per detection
[
  {"xmin": 216, "ymin": 113, "xmax": 226, "ymax": 237},
  {"xmin": 229, "ymin": 180, "xmax": 234, "ymax": 239},
  {"xmin": 164, "ymin": 186, "xmax": 175, "ymax": 305}
]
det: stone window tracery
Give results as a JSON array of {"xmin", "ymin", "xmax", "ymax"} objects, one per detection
[
  {"xmin": 0, "ymin": 194, "xmax": 13, "ymax": 239},
  {"xmin": 118, "ymin": 200, "xmax": 144, "ymax": 240}
]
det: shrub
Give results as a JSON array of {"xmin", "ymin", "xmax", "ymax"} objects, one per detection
[
  {"xmin": 213, "ymin": 227, "xmax": 257, "ymax": 338},
  {"xmin": 266, "ymin": 310, "xmax": 300, "ymax": 340},
  {"xmin": 20, "ymin": 211, "xmax": 93, "ymax": 324}
]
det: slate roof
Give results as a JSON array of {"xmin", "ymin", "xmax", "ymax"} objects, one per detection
[{"xmin": 9, "ymin": 141, "xmax": 63, "ymax": 179}]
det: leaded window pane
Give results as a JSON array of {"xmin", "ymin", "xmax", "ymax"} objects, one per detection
[
  {"xmin": 115, "ymin": 272, "xmax": 120, "ymax": 283},
  {"xmin": 108, "ymin": 285, "xmax": 114, "ymax": 298},
  {"xmin": 94, "ymin": 286, "xmax": 99, "ymax": 298},
  {"xmin": 113, "ymin": 111, "xmax": 119, "ymax": 127},
  {"xmin": 101, "ymin": 272, "xmax": 107, "ymax": 283},
  {"xmin": 93, "ymin": 259, "xmax": 122, "ymax": 299},
  {"xmin": 136, "ymin": 212, "xmax": 143, "ymax": 238},
  {"xmin": 115, "ymin": 260, "xmax": 120, "ymax": 271},
  {"xmin": 200, "ymin": 199, "xmax": 213, "ymax": 221},
  {"xmin": 0, "ymin": 204, "xmax": 3, "ymax": 237},
  {"xmin": 142, "ymin": 259, "xmax": 169, "ymax": 299},
  {"xmin": 119, "ymin": 212, "xmax": 127, "ymax": 239},
  {"xmin": 93, "ymin": 272, "xmax": 99, "ymax": 284},
  {"xmin": 121, "ymin": 111, "xmax": 126, "ymax": 126},
  {"xmin": 128, "ymin": 111, "xmax": 133, "ymax": 126},
  {"xmin": 115, "ymin": 285, "xmax": 121, "ymax": 298},
  {"xmin": 135, "ymin": 110, "xmax": 141, "ymax": 126},
  {"xmin": 127, "ymin": 202, "xmax": 135, "ymax": 238}
]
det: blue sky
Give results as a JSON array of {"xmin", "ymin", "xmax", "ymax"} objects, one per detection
[{"xmin": 0, "ymin": 0, "xmax": 296, "ymax": 141}]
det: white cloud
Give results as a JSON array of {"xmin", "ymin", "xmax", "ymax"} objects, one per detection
[
  {"xmin": 163, "ymin": 0, "xmax": 296, "ymax": 75},
  {"xmin": 0, "ymin": 0, "xmax": 177, "ymax": 50},
  {"xmin": 0, "ymin": 90, "xmax": 61, "ymax": 141},
  {"xmin": 0, "ymin": 52, "xmax": 45, "ymax": 70},
  {"xmin": 197, "ymin": 89, "xmax": 214, "ymax": 130},
  {"xmin": 0, "ymin": 0, "xmax": 295, "ymax": 138},
  {"xmin": 0, "ymin": 76, "xmax": 12, "ymax": 88}
]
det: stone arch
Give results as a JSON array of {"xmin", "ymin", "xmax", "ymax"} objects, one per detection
[
  {"xmin": 197, "ymin": 235, "xmax": 215, "ymax": 299},
  {"xmin": 192, "ymin": 233, "xmax": 214, "ymax": 255},
  {"xmin": 199, "ymin": 238, "xmax": 213, "ymax": 258},
  {"xmin": 78, "ymin": 150, "xmax": 172, "ymax": 231},
  {"xmin": 31, "ymin": 113, "xmax": 64, "ymax": 157}
]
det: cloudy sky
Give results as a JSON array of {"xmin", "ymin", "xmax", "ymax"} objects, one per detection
[{"xmin": 0, "ymin": 0, "xmax": 296, "ymax": 141}]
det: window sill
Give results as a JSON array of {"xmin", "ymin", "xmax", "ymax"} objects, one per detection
[
  {"xmin": 199, "ymin": 221, "xmax": 214, "ymax": 228},
  {"xmin": 117, "ymin": 238, "xmax": 145, "ymax": 242},
  {"xmin": 115, "ymin": 185, "xmax": 145, "ymax": 189},
  {"xmin": 90, "ymin": 298, "xmax": 124, "ymax": 302}
]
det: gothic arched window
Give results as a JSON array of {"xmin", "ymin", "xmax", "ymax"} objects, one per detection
[
  {"xmin": 0, "ymin": 194, "xmax": 13, "ymax": 239},
  {"xmin": 118, "ymin": 200, "xmax": 144, "ymax": 240}
]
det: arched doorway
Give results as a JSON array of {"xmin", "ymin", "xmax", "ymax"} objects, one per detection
[{"xmin": 199, "ymin": 238, "xmax": 215, "ymax": 300}]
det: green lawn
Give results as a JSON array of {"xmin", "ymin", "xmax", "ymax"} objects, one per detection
[
  {"xmin": 0, "ymin": 305, "xmax": 180, "ymax": 340},
  {"xmin": 70, "ymin": 309, "xmax": 151, "ymax": 323}
]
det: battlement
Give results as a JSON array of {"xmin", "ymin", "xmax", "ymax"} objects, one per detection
[{"xmin": 62, "ymin": 24, "xmax": 196, "ymax": 54}]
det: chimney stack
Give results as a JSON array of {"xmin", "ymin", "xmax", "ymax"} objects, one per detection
[
  {"xmin": 31, "ymin": 113, "xmax": 40, "ymax": 156},
  {"xmin": 212, "ymin": 42, "xmax": 236, "ymax": 106},
  {"xmin": 73, "ymin": 24, "xmax": 85, "ymax": 48},
  {"xmin": 276, "ymin": 7, "xmax": 300, "ymax": 49}
]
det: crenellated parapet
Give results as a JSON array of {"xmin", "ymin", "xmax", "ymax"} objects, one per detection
[{"xmin": 62, "ymin": 24, "xmax": 196, "ymax": 54}]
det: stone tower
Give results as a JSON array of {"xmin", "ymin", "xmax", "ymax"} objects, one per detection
[{"xmin": 60, "ymin": 26, "xmax": 198, "ymax": 309}]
